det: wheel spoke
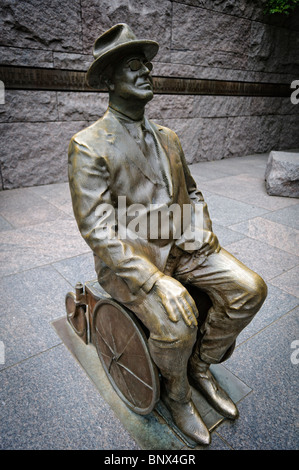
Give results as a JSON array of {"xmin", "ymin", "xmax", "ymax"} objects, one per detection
[
  {"xmin": 111, "ymin": 362, "xmax": 138, "ymax": 406},
  {"xmin": 107, "ymin": 356, "xmax": 114, "ymax": 373},
  {"xmin": 116, "ymin": 361, "xmax": 153, "ymax": 390},
  {"xmin": 109, "ymin": 317, "xmax": 118, "ymax": 357},
  {"xmin": 115, "ymin": 331, "xmax": 137, "ymax": 361},
  {"xmin": 95, "ymin": 326, "xmax": 115, "ymax": 355}
]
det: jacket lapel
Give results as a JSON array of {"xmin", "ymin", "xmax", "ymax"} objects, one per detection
[
  {"xmin": 107, "ymin": 111, "xmax": 162, "ymax": 186},
  {"xmin": 147, "ymin": 119, "xmax": 174, "ymax": 197}
]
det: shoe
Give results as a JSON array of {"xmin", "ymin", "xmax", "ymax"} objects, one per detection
[
  {"xmin": 189, "ymin": 361, "xmax": 239, "ymax": 420},
  {"xmin": 161, "ymin": 393, "xmax": 211, "ymax": 446}
]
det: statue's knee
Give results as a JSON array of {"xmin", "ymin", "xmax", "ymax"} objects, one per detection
[
  {"xmin": 228, "ymin": 271, "xmax": 267, "ymax": 317},
  {"xmin": 151, "ymin": 319, "xmax": 197, "ymax": 350},
  {"xmin": 253, "ymin": 274, "xmax": 267, "ymax": 308},
  {"xmin": 178, "ymin": 321, "xmax": 198, "ymax": 347}
]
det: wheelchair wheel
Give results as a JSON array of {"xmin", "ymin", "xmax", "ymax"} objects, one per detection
[
  {"xmin": 65, "ymin": 292, "xmax": 88, "ymax": 344},
  {"xmin": 92, "ymin": 299, "xmax": 160, "ymax": 415}
]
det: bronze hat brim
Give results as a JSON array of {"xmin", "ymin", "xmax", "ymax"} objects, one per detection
[{"xmin": 86, "ymin": 40, "xmax": 159, "ymax": 89}]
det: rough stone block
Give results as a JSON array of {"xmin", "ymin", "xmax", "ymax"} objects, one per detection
[
  {"xmin": 160, "ymin": 117, "xmax": 228, "ymax": 163},
  {"xmin": 248, "ymin": 21, "xmax": 298, "ymax": 74},
  {"xmin": 172, "ymin": 3, "xmax": 251, "ymax": 56},
  {"xmin": 0, "ymin": 121, "xmax": 89, "ymax": 189},
  {"xmin": 147, "ymin": 95, "xmax": 196, "ymax": 120},
  {"xmin": 0, "ymin": 91, "xmax": 58, "ymax": 123},
  {"xmin": 1, "ymin": 0, "xmax": 82, "ymax": 51},
  {"xmin": 225, "ymin": 115, "xmax": 282, "ymax": 158},
  {"xmin": 80, "ymin": 0, "xmax": 172, "ymax": 61},
  {"xmin": 265, "ymin": 151, "xmax": 299, "ymax": 198},
  {"xmin": 257, "ymin": 115, "xmax": 285, "ymax": 152},
  {"xmin": 154, "ymin": 60, "xmax": 295, "ymax": 85},
  {"xmin": 172, "ymin": 0, "xmax": 266, "ymax": 21},
  {"xmin": 57, "ymin": 92, "xmax": 108, "ymax": 121},
  {"xmin": 279, "ymin": 114, "xmax": 299, "ymax": 150},
  {"xmin": 53, "ymin": 52, "xmax": 93, "ymax": 71},
  {"xmin": 189, "ymin": 96, "xmax": 282, "ymax": 119},
  {"xmin": 170, "ymin": 48, "xmax": 248, "ymax": 72},
  {"xmin": 172, "ymin": 0, "xmax": 299, "ymax": 27},
  {"xmin": 0, "ymin": 46, "xmax": 54, "ymax": 68}
]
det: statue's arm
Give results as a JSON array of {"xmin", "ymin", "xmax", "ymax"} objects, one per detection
[
  {"xmin": 68, "ymin": 137, "xmax": 163, "ymax": 295},
  {"xmin": 175, "ymin": 136, "xmax": 220, "ymax": 255},
  {"xmin": 178, "ymin": 139, "xmax": 213, "ymax": 233}
]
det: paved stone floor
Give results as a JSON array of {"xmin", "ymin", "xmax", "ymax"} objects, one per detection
[{"xmin": 0, "ymin": 153, "xmax": 298, "ymax": 450}]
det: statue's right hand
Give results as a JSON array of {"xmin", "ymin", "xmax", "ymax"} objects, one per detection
[{"xmin": 153, "ymin": 276, "xmax": 198, "ymax": 328}]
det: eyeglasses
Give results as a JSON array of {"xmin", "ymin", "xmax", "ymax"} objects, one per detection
[{"xmin": 127, "ymin": 58, "xmax": 153, "ymax": 72}]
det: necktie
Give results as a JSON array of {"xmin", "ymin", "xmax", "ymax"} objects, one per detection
[
  {"xmin": 119, "ymin": 114, "xmax": 172, "ymax": 196},
  {"xmin": 142, "ymin": 126, "xmax": 171, "ymax": 196}
]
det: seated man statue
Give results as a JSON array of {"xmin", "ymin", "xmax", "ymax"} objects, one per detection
[{"xmin": 68, "ymin": 24, "xmax": 267, "ymax": 445}]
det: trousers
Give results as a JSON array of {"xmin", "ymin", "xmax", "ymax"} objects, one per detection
[{"xmin": 103, "ymin": 246, "xmax": 267, "ymax": 402}]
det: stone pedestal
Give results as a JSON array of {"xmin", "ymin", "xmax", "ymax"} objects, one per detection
[
  {"xmin": 52, "ymin": 316, "xmax": 251, "ymax": 450},
  {"xmin": 265, "ymin": 151, "xmax": 299, "ymax": 198}
]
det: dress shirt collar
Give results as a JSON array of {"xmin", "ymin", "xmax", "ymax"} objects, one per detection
[{"xmin": 109, "ymin": 106, "xmax": 147, "ymax": 131}]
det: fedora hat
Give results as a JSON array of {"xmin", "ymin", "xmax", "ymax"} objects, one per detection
[{"xmin": 86, "ymin": 23, "xmax": 159, "ymax": 89}]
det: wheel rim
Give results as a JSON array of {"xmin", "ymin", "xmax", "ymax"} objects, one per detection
[{"xmin": 92, "ymin": 299, "xmax": 159, "ymax": 415}]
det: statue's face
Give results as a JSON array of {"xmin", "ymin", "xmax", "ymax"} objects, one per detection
[{"xmin": 110, "ymin": 53, "xmax": 154, "ymax": 103}]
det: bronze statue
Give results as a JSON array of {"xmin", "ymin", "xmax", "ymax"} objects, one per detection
[{"xmin": 68, "ymin": 24, "xmax": 267, "ymax": 446}]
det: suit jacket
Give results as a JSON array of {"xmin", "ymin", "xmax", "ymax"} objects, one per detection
[{"xmin": 68, "ymin": 108, "xmax": 213, "ymax": 304}]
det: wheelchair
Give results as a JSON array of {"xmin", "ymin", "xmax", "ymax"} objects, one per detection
[
  {"xmin": 65, "ymin": 279, "xmax": 233, "ymax": 416},
  {"xmin": 65, "ymin": 279, "xmax": 160, "ymax": 415}
]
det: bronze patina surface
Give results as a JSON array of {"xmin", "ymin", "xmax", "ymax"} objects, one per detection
[{"xmin": 66, "ymin": 23, "xmax": 267, "ymax": 446}]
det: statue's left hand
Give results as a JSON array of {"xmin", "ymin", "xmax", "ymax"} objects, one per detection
[{"xmin": 153, "ymin": 276, "xmax": 198, "ymax": 328}]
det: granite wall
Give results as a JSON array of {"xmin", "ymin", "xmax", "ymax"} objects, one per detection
[{"xmin": 1, "ymin": 0, "xmax": 299, "ymax": 189}]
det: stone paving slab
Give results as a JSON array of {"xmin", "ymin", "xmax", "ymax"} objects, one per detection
[
  {"xmin": 224, "ymin": 237, "xmax": 299, "ymax": 281},
  {"xmin": 235, "ymin": 283, "xmax": 299, "ymax": 346},
  {"xmin": 218, "ymin": 308, "xmax": 299, "ymax": 450},
  {"xmin": 0, "ymin": 186, "xmax": 71, "ymax": 228},
  {"xmin": 199, "ymin": 191, "xmax": 268, "ymax": 227},
  {"xmin": 0, "ymin": 344, "xmax": 139, "ymax": 450},
  {"xmin": 200, "ymin": 173, "xmax": 298, "ymax": 211},
  {"xmin": 270, "ymin": 266, "xmax": 299, "ymax": 299},
  {"xmin": 52, "ymin": 253, "xmax": 97, "ymax": 290},
  {"xmin": 262, "ymin": 204, "xmax": 299, "ymax": 230},
  {"xmin": 0, "ymin": 218, "xmax": 89, "ymax": 277},
  {"xmin": 229, "ymin": 216, "xmax": 299, "ymax": 255}
]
